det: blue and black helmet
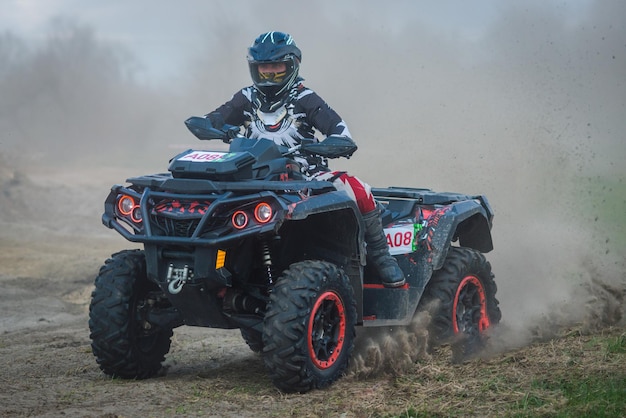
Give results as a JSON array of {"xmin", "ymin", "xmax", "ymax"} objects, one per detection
[{"xmin": 247, "ymin": 31, "xmax": 302, "ymax": 99}]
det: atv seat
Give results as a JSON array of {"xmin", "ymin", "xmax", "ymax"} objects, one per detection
[{"xmin": 378, "ymin": 199, "xmax": 418, "ymax": 225}]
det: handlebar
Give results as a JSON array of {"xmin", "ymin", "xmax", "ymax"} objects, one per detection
[{"xmin": 185, "ymin": 116, "xmax": 357, "ymax": 159}]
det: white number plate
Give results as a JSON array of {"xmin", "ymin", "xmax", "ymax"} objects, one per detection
[{"xmin": 384, "ymin": 224, "xmax": 418, "ymax": 255}]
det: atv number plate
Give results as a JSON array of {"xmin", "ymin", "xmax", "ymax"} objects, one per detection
[
  {"xmin": 384, "ymin": 224, "xmax": 418, "ymax": 255},
  {"xmin": 177, "ymin": 151, "xmax": 235, "ymax": 162}
]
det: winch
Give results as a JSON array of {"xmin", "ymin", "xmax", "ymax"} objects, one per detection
[{"xmin": 166, "ymin": 264, "xmax": 193, "ymax": 294}]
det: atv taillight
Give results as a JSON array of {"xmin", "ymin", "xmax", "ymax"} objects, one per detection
[{"xmin": 254, "ymin": 202, "xmax": 273, "ymax": 223}]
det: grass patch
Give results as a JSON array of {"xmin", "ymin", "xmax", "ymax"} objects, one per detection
[
  {"xmin": 518, "ymin": 332, "xmax": 626, "ymax": 418},
  {"xmin": 605, "ymin": 333, "xmax": 626, "ymax": 355},
  {"xmin": 558, "ymin": 375, "xmax": 626, "ymax": 417},
  {"xmin": 387, "ymin": 329, "xmax": 626, "ymax": 418}
]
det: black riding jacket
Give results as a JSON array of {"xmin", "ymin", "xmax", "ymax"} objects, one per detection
[{"xmin": 205, "ymin": 81, "xmax": 352, "ymax": 174}]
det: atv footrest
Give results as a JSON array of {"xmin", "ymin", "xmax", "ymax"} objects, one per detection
[{"xmin": 362, "ymin": 284, "xmax": 410, "ymax": 322}]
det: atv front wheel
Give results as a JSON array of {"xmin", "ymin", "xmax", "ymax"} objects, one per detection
[
  {"xmin": 422, "ymin": 247, "xmax": 501, "ymax": 356},
  {"xmin": 89, "ymin": 250, "xmax": 173, "ymax": 378},
  {"xmin": 262, "ymin": 260, "xmax": 356, "ymax": 393},
  {"xmin": 240, "ymin": 327, "xmax": 263, "ymax": 353}
]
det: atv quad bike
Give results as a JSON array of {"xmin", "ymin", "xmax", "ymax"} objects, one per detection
[{"xmin": 89, "ymin": 117, "xmax": 501, "ymax": 393}]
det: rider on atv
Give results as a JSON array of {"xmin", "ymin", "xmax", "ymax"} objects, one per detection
[{"xmin": 201, "ymin": 31, "xmax": 405, "ymax": 287}]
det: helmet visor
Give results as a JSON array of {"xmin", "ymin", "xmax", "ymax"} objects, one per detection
[
  {"xmin": 249, "ymin": 56, "xmax": 296, "ymax": 88},
  {"xmin": 257, "ymin": 62, "xmax": 287, "ymax": 84}
]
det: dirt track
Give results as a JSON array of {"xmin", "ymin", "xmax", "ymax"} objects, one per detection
[
  {"xmin": 0, "ymin": 166, "xmax": 262, "ymax": 417},
  {"xmin": 1, "ymin": 163, "xmax": 624, "ymax": 417}
]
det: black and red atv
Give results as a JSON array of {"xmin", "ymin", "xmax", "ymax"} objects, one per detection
[{"xmin": 89, "ymin": 117, "xmax": 501, "ymax": 393}]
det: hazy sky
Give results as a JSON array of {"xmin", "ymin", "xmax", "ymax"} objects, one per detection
[{"xmin": 2, "ymin": 0, "xmax": 595, "ymax": 84}]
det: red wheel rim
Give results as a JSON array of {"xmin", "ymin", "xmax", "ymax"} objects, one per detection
[
  {"xmin": 307, "ymin": 291, "xmax": 346, "ymax": 369},
  {"xmin": 452, "ymin": 275, "xmax": 490, "ymax": 334}
]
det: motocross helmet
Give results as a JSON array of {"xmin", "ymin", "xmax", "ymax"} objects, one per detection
[{"xmin": 247, "ymin": 31, "xmax": 302, "ymax": 100}]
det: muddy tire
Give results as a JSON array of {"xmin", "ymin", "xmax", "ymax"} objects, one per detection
[
  {"xmin": 89, "ymin": 250, "xmax": 173, "ymax": 379},
  {"xmin": 422, "ymin": 247, "xmax": 501, "ymax": 357},
  {"xmin": 262, "ymin": 260, "xmax": 356, "ymax": 393}
]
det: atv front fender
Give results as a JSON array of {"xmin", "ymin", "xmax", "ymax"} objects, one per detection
[{"xmin": 284, "ymin": 190, "xmax": 361, "ymax": 221}]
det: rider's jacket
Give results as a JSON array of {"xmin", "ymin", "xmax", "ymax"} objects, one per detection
[{"xmin": 205, "ymin": 80, "xmax": 352, "ymax": 174}]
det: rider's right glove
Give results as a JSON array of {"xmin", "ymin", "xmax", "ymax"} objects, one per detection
[{"xmin": 223, "ymin": 124, "xmax": 240, "ymax": 143}]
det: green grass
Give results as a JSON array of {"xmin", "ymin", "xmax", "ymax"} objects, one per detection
[
  {"xmin": 605, "ymin": 334, "xmax": 626, "ymax": 355},
  {"xmin": 383, "ymin": 331, "xmax": 626, "ymax": 418},
  {"xmin": 558, "ymin": 375, "xmax": 625, "ymax": 417},
  {"xmin": 516, "ymin": 334, "xmax": 626, "ymax": 418}
]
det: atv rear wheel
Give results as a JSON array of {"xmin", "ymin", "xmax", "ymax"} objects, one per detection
[
  {"xmin": 262, "ymin": 260, "xmax": 356, "ymax": 393},
  {"xmin": 422, "ymin": 247, "xmax": 501, "ymax": 357},
  {"xmin": 89, "ymin": 250, "xmax": 173, "ymax": 379}
]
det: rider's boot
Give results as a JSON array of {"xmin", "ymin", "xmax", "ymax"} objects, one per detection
[{"xmin": 363, "ymin": 207, "xmax": 406, "ymax": 288}]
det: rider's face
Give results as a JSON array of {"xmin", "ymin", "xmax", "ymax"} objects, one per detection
[
  {"xmin": 258, "ymin": 62, "xmax": 287, "ymax": 83},
  {"xmin": 258, "ymin": 62, "xmax": 287, "ymax": 73}
]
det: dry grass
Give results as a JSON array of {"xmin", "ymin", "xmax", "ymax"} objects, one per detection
[{"xmin": 157, "ymin": 325, "xmax": 625, "ymax": 418}]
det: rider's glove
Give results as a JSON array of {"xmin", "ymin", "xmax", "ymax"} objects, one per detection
[{"xmin": 223, "ymin": 124, "xmax": 240, "ymax": 143}]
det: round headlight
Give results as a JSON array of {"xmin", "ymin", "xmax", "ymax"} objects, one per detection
[
  {"xmin": 232, "ymin": 211, "xmax": 248, "ymax": 229},
  {"xmin": 118, "ymin": 195, "xmax": 135, "ymax": 215},
  {"xmin": 254, "ymin": 203, "xmax": 273, "ymax": 223},
  {"xmin": 131, "ymin": 207, "xmax": 143, "ymax": 223}
]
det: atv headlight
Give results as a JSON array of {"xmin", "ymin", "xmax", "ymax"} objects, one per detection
[
  {"xmin": 229, "ymin": 200, "xmax": 277, "ymax": 231},
  {"xmin": 115, "ymin": 193, "xmax": 143, "ymax": 229},
  {"xmin": 117, "ymin": 195, "xmax": 136, "ymax": 216},
  {"xmin": 232, "ymin": 210, "xmax": 248, "ymax": 229},
  {"xmin": 254, "ymin": 202, "xmax": 273, "ymax": 223},
  {"xmin": 131, "ymin": 206, "xmax": 143, "ymax": 223}
]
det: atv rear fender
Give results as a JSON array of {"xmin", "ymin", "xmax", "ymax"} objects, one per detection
[
  {"xmin": 373, "ymin": 188, "xmax": 493, "ymax": 272},
  {"xmin": 427, "ymin": 198, "xmax": 493, "ymax": 271}
]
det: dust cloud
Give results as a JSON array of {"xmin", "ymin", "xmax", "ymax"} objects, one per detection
[{"xmin": 1, "ymin": 1, "xmax": 624, "ymax": 376}]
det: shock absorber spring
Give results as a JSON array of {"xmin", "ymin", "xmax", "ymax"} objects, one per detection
[{"xmin": 260, "ymin": 240, "xmax": 274, "ymax": 284}]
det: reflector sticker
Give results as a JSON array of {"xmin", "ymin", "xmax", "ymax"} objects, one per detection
[
  {"xmin": 216, "ymin": 249, "xmax": 226, "ymax": 269},
  {"xmin": 384, "ymin": 223, "xmax": 420, "ymax": 255},
  {"xmin": 177, "ymin": 151, "xmax": 235, "ymax": 162}
]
